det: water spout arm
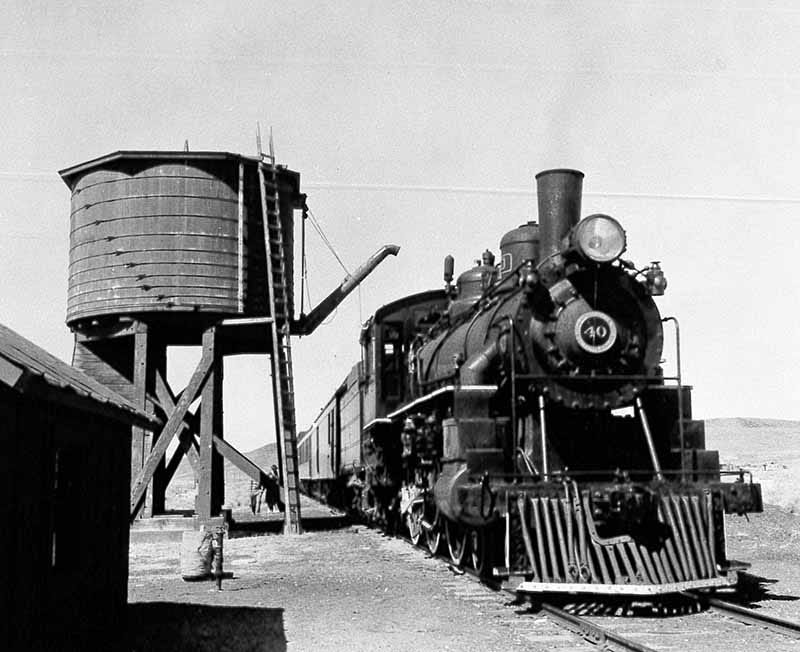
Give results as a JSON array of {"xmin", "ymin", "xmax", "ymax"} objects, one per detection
[{"xmin": 293, "ymin": 244, "xmax": 400, "ymax": 335}]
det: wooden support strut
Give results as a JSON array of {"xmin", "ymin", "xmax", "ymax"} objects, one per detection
[
  {"xmin": 130, "ymin": 347, "xmax": 213, "ymax": 519},
  {"xmin": 213, "ymin": 435, "xmax": 272, "ymax": 487},
  {"xmin": 154, "ymin": 371, "xmax": 200, "ymax": 471},
  {"xmin": 197, "ymin": 326, "xmax": 224, "ymax": 521},
  {"xmin": 163, "ymin": 426, "xmax": 199, "ymax": 484}
]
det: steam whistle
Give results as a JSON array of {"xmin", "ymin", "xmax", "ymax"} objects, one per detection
[{"xmin": 444, "ymin": 255, "xmax": 455, "ymax": 298}]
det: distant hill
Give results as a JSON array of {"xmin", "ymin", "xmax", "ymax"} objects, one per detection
[
  {"xmin": 707, "ymin": 417, "xmax": 800, "ymax": 430},
  {"xmin": 705, "ymin": 418, "xmax": 800, "ymax": 461},
  {"xmin": 705, "ymin": 418, "xmax": 800, "ymax": 512},
  {"xmin": 240, "ymin": 442, "xmax": 280, "ymax": 473},
  {"xmin": 166, "ymin": 442, "xmax": 280, "ymax": 513}
]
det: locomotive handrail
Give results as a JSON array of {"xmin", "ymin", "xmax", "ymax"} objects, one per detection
[
  {"xmin": 720, "ymin": 468, "xmax": 756, "ymax": 484},
  {"xmin": 472, "ymin": 468, "xmax": 732, "ymax": 481},
  {"xmin": 661, "ymin": 316, "xmax": 685, "ymax": 482},
  {"xmin": 422, "ymin": 373, "xmax": 682, "ymax": 387},
  {"xmin": 515, "ymin": 373, "xmax": 681, "ymax": 382},
  {"xmin": 508, "ymin": 316, "xmax": 518, "ymax": 454}
]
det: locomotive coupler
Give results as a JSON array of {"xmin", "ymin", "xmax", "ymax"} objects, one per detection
[{"xmin": 588, "ymin": 484, "xmax": 663, "ymax": 543}]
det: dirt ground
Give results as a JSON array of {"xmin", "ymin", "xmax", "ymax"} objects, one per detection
[
  {"xmin": 723, "ymin": 505, "xmax": 800, "ymax": 620},
  {"xmin": 128, "ymin": 426, "xmax": 800, "ymax": 651},
  {"xmin": 128, "ymin": 524, "xmax": 571, "ymax": 651},
  {"xmin": 125, "ymin": 502, "xmax": 800, "ymax": 652}
]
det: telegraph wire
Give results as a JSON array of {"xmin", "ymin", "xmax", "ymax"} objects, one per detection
[
  {"xmin": 5, "ymin": 175, "xmax": 800, "ymax": 242},
  {"xmin": 4, "ymin": 170, "xmax": 800, "ymax": 205},
  {"xmin": 302, "ymin": 182, "xmax": 800, "ymax": 205}
]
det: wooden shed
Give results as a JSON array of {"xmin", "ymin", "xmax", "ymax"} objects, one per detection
[{"xmin": 0, "ymin": 322, "xmax": 157, "ymax": 650}]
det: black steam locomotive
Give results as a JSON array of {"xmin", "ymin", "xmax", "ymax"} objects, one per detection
[{"xmin": 299, "ymin": 169, "xmax": 762, "ymax": 595}]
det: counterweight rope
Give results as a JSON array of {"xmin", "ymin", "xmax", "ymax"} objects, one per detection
[{"xmin": 305, "ymin": 206, "xmax": 351, "ymax": 276}]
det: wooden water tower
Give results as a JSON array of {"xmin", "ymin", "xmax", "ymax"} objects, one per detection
[
  {"xmin": 60, "ymin": 150, "xmax": 305, "ymax": 530},
  {"xmin": 60, "ymin": 149, "xmax": 398, "ymax": 531}
]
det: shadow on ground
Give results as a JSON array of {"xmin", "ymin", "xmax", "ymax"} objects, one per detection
[
  {"xmin": 730, "ymin": 572, "xmax": 800, "ymax": 606},
  {"xmin": 228, "ymin": 513, "xmax": 350, "ymax": 537},
  {"xmin": 126, "ymin": 602, "xmax": 285, "ymax": 652}
]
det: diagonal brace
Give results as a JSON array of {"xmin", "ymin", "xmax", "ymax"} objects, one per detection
[
  {"xmin": 130, "ymin": 351, "xmax": 213, "ymax": 518},
  {"xmin": 154, "ymin": 371, "xmax": 200, "ymax": 470},
  {"xmin": 164, "ymin": 411, "xmax": 200, "ymax": 483},
  {"xmin": 212, "ymin": 435, "xmax": 273, "ymax": 487}
]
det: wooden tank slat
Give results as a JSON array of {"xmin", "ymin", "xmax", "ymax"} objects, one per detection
[
  {"xmin": 68, "ymin": 268, "xmax": 239, "ymax": 286},
  {"xmin": 72, "ymin": 213, "xmax": 242, "ymax": 236},
  {"xmin": 69, "ymin": 278, "xmax": 240, "ymax": 299},
  {"xmin": 70, "ymin": 233, "xmax": 241, "ymax": 255},
  {"xmin": 70, "ymin": 287, "xmax": 242, "ymax": 303},
  {"xmin": 74, "ymin": 176, "xmax": 236, "ymax": 204},
  {"xmin": 73, "ymin": 165, "xmax": 227, "ymax": 187},
  {"xmin": 69, "ymin": 286, "xmax": 242, "ymax": 304},
  {"xmin": 69, "ymin": 249, "xmax": 242, "ymax": 272},
  {"xmin": 68, "ymin": 299, "xmax": 245, "ymax": 323},
  {"xmin": 72, "ymin": 197, "xmax": 240, "ymax": 222}
]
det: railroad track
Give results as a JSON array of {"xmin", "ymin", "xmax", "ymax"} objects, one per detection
[
  {"xmin": 685, "ymin": 591, "xmax": 800, "ymax": 641},
  {"xmin": 537, "ymin": 601, "xmax": 658, "ymax": 652},
  {"xmin": 386, "ymin": 524, "xmax": 800, "ymax": 651},
  {"xmin": 530, "ymin": 592, "xmax": 800, "ymax": 651}
]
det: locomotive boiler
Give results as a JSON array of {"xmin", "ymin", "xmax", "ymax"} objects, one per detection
[{"xmin": 300, "ymin": 169, "xmax": 762, "ymax": 595}]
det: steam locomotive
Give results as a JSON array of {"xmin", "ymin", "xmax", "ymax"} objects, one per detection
[{"xmin": 299, "ymin": 169, "xmax": 762, "ymax": 595}]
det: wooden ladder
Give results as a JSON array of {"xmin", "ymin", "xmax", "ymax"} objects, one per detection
[{"xmin": 258, "ymin": 156, "xmax": 303, "ymax": 534}]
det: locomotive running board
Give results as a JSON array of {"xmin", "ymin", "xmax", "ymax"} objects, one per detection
[{"xmin": 513, "ymin": 575, "xmax": 736, "ymax": 595}]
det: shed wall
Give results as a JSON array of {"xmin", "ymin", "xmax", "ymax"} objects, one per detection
[{"xmin": 1, "ymin": 386, "xmax": 131, "ymax": 649}]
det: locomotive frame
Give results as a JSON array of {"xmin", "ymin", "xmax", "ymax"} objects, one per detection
[{"xmin": 299, "ymin": 169, "xmax": 762, "ymax": 595}]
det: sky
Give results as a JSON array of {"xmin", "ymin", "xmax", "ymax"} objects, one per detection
[{"xmin": 2, "ymin": 1, "xmax": 799, "ymax": 454}]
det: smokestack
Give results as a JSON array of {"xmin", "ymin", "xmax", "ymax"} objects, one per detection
[{"xmin": 536, "ymin": 169, "xmax": 584, "ymax": 258}]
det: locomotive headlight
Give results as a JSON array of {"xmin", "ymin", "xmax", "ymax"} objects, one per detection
[{"xmin": 573, "ymin": 214, "xmax": 627, "ymax": 263}]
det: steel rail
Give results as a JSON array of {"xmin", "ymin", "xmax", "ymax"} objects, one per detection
[
  {"xmin": 685, "ymin": 592, "xmax": 800, "ymax": 640},
  {"xmin": 540, "ymin": 602, "xmax": 659, "ymax": 652},
  {"xmin": 398, "ymin": 512, "xmax": 800, "ymax": 650}
]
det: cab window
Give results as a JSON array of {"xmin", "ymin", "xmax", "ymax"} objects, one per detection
[{"xmin": 380, "ymin": 322, "xmax": 404, "ymax": 400}]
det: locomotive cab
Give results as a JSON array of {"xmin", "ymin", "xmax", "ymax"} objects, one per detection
[{"xmin": 359, "ymin": 290, "xmax": 449, "ymax": 418}]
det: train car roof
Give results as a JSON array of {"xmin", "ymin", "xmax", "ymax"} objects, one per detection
[
  {"xmin": 0, "ymin": 322, "xmax": 158, "ymax": 428},
  {"xmin": 371, "ymin": 289, "xmax": 448, "ymax": 324},
  {"xmin": 303, "ymin": 361, "xmax": 361, "ymax": 430}
]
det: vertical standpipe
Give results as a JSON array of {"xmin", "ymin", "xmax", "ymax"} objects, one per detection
[{"xmin": 536, "ymin": 169, "xmax": 584, "ymax": 258}]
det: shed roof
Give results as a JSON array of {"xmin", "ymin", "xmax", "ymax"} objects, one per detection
[{"xmin": 0, "ymin": 322, "xmax": 158, "ymax": 427}]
